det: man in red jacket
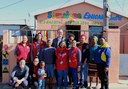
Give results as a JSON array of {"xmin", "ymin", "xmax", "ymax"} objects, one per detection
[
  {"xmin": 14, "ymin": 35, "xmax": 30, "ymax": 64},
  {"xmin": 69, "ymin": 40, "xmax": 81, "ymax": 89}
]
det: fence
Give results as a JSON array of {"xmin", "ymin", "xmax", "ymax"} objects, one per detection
[{"xmin": 7, "ymin": 29, "xmax": 103, "ymax": 44}]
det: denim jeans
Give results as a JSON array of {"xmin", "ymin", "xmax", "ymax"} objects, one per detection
[
  {"xmin": 57, "ymin": 69, "xmax": 68, "ymax": 89},
  {"xmin": 70, "ymin": 68, "xmax": 78, "ymax": 88},
  {"xmin": 80, "ymin": 63, "xmax": 88, "ymax": 85},
  {"xmin": 38, "ymin": 79, "xmax": 45, "ymax": 89}
]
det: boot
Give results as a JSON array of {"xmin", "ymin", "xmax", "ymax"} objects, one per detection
[
  {"xmin": 100, "ymin": 81, "xmax": 104, "ymax": 89},
  {"xmin": 104, "ymin": 81, "xmax": 109, "ymax": 89}
]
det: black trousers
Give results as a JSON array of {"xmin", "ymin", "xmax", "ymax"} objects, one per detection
[{"xmin": 97, "ymin": 63, "xmax": 109, "ymax": 89}]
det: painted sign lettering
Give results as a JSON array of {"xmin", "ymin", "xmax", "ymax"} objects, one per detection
[{"xmin": 47, "ymin": 11, "xmax": 122, "ymax": 21}]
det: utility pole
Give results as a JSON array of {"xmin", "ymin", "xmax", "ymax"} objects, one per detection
[{"xmin": 103, "ymin": 0, "xmax": 110, "ymax": 31}]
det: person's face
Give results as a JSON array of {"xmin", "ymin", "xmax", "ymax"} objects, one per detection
[
  {"xmin": 100, "ymin": 38, "xmax": 106, "ymax": 45},
  {"xmin": 40, "ymin": 62, "xmax": 45, "ymax": 68},
  {"xmin": 33, "ymin": 58, "xmax": 39, "ymax": 66},
  {"xmin": 22, "ymin": 36, "xmax": 28, "ymax": 43},
  {"xmin": 80, "ymin": 36, "xmax": 85, "ymax": 43},
  {"xmin": 58, "ymin": 29, "xmax": 63, "ymax": 38},
  {"xmin": 47, "ymin": 40, "xmax": 52, "ymax": 47},
  {"xmin": 69, "ymin": 36, "xmax": 74, "ymax": 43},
  {"xmin": 37, "ymin": 34, "xmax": 42, "ymax": 41},
  {"xmin": 91, "ymin": 38, "xmax": 97, "ymax": 45},
  {"xmin": 60, "ymin": 42, "xmax": 66, "ymax": 48},
  {"xmin": 19, "ymin": 60, "xmax": 25, "ymax": 69},
  {"xmin": 72, "ymin": 40, "xmax": 77, "ymax": 47}
]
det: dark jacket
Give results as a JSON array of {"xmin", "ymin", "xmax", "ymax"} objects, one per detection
[
  {"xmin": 11, "ymin": 65, "xmax": 29, "ymax": 80},
  {"xmin": 94, "ymin": 43, "xmax": 111, "ymax": 68},
  {"xmin": 52, "ymin": 37, "xmax": 66, "ymax": 48}
]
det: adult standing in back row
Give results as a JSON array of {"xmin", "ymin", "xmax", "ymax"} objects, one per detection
[
  {"xmin": 52, "ymin": 29, "xmax": 66, "ymax": 48},
  {"xmin": 31, "ymin": 33, "xmax": 46, "ymax": 61},
  {"xmin": 40, "ymin": 39, "xmax": 56, "ymax": 89},
  {"xmin": 14, "ymin": 35, "xmax": 30, "ymax": 64}
]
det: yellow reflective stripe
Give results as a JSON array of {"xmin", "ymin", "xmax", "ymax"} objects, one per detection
[
  {"xmin": 101, "ymin": 52, "xmax": 106, "ymax": 62},
  {"xmin": 101, "ymin": 43, "xmax": 110, "ymax": 48}
]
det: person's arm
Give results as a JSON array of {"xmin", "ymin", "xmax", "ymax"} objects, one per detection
[
  {"xmin": 14, "ymin": 45, "xmax": 18, "ymax": 56},
  {"xmin": 30, "ymin": 44, "xmax": 34, "ymax": 62},
  {"xmin": 105, "ymin": 48, "xmax": 111, "ymax": 68},
  {"xmin": 40, "ymin": 48, "xmax": 45, "ymax": 61},
  {"xmin": 52, "ymin": 39, "xmax": 55, "ymax": 47},
  {"xmin": 38, "ymin": 69, "xmax": 43, "ymax": 77},
  {"xmin": 77, "ymin": 49, "xmax": 82, "ymax": 67},
  {"xmin": 53, "ymin": 48, "xmax": 56, "ymax": 64},
  {"xmin": 84, "ymin": 49, "xmax": 90, "ymax": 63},
  {"xmin": 11, "ymin": 66, "xmax": 18, "ymax": 81}
]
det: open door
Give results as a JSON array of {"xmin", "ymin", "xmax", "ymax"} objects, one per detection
[{"xmin": 66, "ymin": 25, "xmax": 81, "ymax": 41}]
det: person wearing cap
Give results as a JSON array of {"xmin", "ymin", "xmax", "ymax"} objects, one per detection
[
  {"xmin": 88, "ymin": 36, "xmax": 99, "ymax": 89},
  {"xmin": 31, "ymin": 33, "xmax": 46, "ymax": 61},
  {"xmin": 94, "ymin": 37, "xmax": 111, "ymax": 89},
  {"xmin": 14, "ymin": 35, "xmax": 31, "ymax": 64},
  {"xmin": 69, "ymin": 40, "xmax": 81, "ymax": 89},
  {"xmin": 10, "ymin": 58, "xmax": 29, "ymax": 89},
  {"xmin": 77, "ymin": 34, "xmax": 90, "ymax": 88},
  {"xmin": 40, "ymin": 38, "xmax": 56, "ymax": 89},
  {"xmin": 55, "ymin": 41, "xmax": 69, "ymax": 89},
  {"xmin": 52, "ymin": 29, "xmax": 67, "ymax": 48}
]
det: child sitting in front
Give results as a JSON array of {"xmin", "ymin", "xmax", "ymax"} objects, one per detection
[{"xmin": 38, "ymin": 61, "xmax": 47, "ymax": 89}]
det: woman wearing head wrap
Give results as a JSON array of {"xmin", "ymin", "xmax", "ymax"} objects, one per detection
[{"xmin": 88, "ymin": 36, "xmax": 99, "ymax": 89}]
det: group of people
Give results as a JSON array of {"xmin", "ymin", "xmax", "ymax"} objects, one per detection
[{"xmin": 9, "ymin": 29, "xmax": 111, "ymax": 89}]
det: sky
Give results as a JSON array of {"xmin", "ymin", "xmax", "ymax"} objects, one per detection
[{"xmin": 0, "ymin": 0, "xmax": 128, "ymax": 27}]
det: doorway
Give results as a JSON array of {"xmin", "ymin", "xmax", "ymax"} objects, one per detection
[{"xmin": 66, "ymin": 25, "xmax": 81, "ymax": 41}]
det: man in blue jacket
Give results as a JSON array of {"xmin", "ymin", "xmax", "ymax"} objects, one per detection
[{"xmin": 94, "ymin": 37, "xmax": 111, "ymax": 89}]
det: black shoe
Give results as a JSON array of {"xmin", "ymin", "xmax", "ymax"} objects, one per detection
[
  {"xmin": 83, "ymin": 81, "xmax": 88, "ymax": 88},
  {"xmin": 78, "ymin": 82, "xmax": 82, "ymax": 87}
]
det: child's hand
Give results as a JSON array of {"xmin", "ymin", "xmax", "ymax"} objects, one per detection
[
  {"xmin": 33, "ymin": 74, "xmax": 36, "ymax": 78},
  {"xmin": 43, "ymin": 73, "xmax": 47, "ymax": 78}
]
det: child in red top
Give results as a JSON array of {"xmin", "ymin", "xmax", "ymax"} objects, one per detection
[{"xmin": 55, "ymin": 41, "xmax": 69, "ymax": 89}]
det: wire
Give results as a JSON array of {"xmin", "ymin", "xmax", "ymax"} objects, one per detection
[{"xmin": 0, "ymin": 0, "xmax": 25, "ymax": 10}]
